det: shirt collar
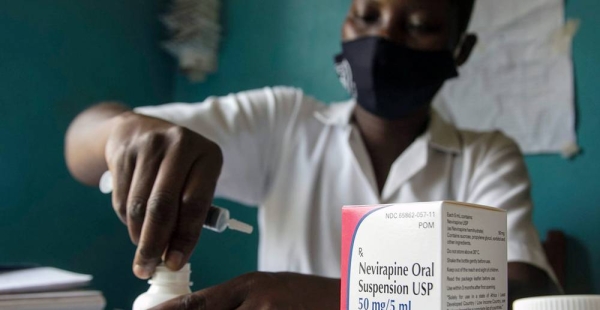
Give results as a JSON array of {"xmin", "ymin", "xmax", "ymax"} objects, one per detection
[
  {"xmin": 426, "ymin": 111, "xmax": 462, "ymax": 154},
  {"xmin": 313, "ymin": 99, "xmax": 356, "ymax": 125},
  {"xmin": 314, "ymin": 100, "xmax": 462, "ymax": 154}
]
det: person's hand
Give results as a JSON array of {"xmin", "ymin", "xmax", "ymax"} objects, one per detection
[
  {"xmin": 150, "ymin": 272, "xmax": 340, "ymax": 310},
  {"xmin": 105, "ymin": 112, "xmax": 223, "ymax": 279}
]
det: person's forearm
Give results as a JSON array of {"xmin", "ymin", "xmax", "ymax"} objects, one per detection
[
  {"xmin": 287, "ymin": 273, "xmax": 340, "ymax": 310},
  {"xmin": 65, "ymin": 102, "xmax": 130, "ymax": 185},
  {"xmin": 508, "ymin": 262, "xmax": 561, "ymax": 309}
]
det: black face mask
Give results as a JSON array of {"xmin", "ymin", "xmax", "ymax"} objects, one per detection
[{"xmin": 334, "ymin": 37, "xmax": 459, "ymax": 120}]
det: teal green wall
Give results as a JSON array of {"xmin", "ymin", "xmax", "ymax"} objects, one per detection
[
  {"xmin": 175, "ymin": 0, "xmax": 600, "ymax": 295},
  {"xmin": 0, "ymin": 1, "xmax": 175, "ymax": 308},
  {"xmin": 525, "ymin": 0, "xmax": 600, "ymax": 294}
]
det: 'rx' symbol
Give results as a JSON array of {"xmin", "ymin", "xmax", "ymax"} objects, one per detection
[{"xmin": 359, "ymin": 248, "xmax": 364, "ymax": 257}]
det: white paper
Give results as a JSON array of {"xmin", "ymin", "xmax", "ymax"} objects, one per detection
[
  {"xmin": 434, "ymin": 0, "xmax": 577, "ymax": 155},
  {"xmin": 0, "ymin": 267, "xmax": 92, "ymax": 294},
  {"xmin": 0, "ymin": 290, "xmax": 105, "ymax": 310}
]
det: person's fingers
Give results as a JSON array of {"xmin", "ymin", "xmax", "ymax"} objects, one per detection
[
  {"xmin": 235, "ymin": 302, "xmax": 259, "ymax": 310},
  {"xmin": 164, "ymin": 151, "xmax": 222, "ymax": 270},
  {"xmin": 108, "ymin": 148, "xmax": 135, "ymax": 224},
  {"xmin": 126, "ymin": 147, "xmax": 162, "ymax": 245},
  {"xmin": 133, "ymin": 128, "xmax": 195, "ymax": 279},
  {"xmin": 149, "ymin": 275, "xmax": 248, "ymax": 310}
]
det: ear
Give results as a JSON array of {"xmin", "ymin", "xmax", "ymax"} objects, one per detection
[{"xmin": 454, "ymin": 33, "xmax": 477, "ymax": 66}]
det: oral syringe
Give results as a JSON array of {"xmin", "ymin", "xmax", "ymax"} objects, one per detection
[{"xmin": 99, "ymin": 171, "xmax": 253, "ymax": 234}]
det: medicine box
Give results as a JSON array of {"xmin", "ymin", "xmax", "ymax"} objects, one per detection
[{"xmin": 341, "ymin": 201, "xmax": 507, "ymax": 310}]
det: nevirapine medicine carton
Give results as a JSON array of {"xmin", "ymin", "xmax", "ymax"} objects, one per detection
[{"xmin": 341, "ymin": 201, "xmax": 507, "ymax": 310}]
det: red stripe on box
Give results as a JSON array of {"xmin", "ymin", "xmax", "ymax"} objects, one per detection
[{"xmin": 340, "ymin": 205, "xmax": 382, "ymax": 310}]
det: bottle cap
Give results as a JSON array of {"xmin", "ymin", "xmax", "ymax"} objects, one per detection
[
  {"xmin": 513, "ymin": 295, "xmax": 600, "ymax": 310},
  {"xmin": 149, "ymin": 263, "xmax": 191, "ymax": 285}
]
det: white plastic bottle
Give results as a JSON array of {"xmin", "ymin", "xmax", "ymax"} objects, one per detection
[
  {"xmin": 513, "ymin": 295, "xmax": 600, "ymax": 310},
  {"xmin": 132, "ymin": 263, "xmax": 192, "ymax": 310}
]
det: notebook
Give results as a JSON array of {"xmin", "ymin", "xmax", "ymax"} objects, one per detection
[{"xmin": 0, "ymin": 267, "xmax": 105, "ymax": 310}]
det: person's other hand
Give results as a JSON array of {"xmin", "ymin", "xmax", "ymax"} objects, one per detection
[
  {"xmin": 150, "ymin": 272, "xmax": 340, "ymax": 310},
  {"xmin": 105, "ymin": 112, "xmax": 223, "ymax": 279}
]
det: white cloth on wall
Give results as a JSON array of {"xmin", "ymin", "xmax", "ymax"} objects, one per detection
[
  {"xmin": 434, "ymin": 0, "xmax": 578, "ymax": 156},
  {"xmin": 162, "ymin": 0, "xmax": 221, "ymax": 82}
]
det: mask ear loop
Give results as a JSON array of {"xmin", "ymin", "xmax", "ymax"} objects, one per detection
[
  {"xmin": 453, "ymin": 34, "xmax": 467, "ymax": 59},
  {"xmin": 454, "ymin": 34, "xmax": 477, "ymax": 66}
]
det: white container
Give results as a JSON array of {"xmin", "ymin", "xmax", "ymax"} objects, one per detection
[
  {"xmin": 132, "ymin": 263, "xmax": 192, "ymax": 310},
  {"xmin": 513, "ymin": 295, "xmax": 600, "ymax": 310},
  {"xmin": 341, "ymin": 201, "xmax": 508, "ymax": 310}
]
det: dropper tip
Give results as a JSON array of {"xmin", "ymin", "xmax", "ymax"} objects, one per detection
[{"xmin": 228, "ymin": 218, "xmax": 254, "ymax": 234}]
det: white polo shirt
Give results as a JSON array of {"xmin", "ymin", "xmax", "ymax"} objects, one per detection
[{"xmin": 135, "ymin": 86, "xmax": 555, "ymax": 280}]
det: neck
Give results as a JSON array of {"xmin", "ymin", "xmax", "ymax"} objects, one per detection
[
  {"xmin": 353, "ymin": 105, "xmax": 431, "ymax": 147},
  {"xmin": 352, "ymin": 104, "xmax": 431, "ymax": 194}
]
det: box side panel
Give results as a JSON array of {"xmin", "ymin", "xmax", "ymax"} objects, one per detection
[
  {"xmin": 442, "ymin": 202, "xmax": 508, "ymax": 310},
  {"xmin": 442, "ymin": 201, "xmax": 507, "ymax": 213}
]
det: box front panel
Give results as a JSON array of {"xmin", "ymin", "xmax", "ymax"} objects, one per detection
[{"xmin": 345, "ymin": 203, "xmax": 442, "ymax": 310}]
